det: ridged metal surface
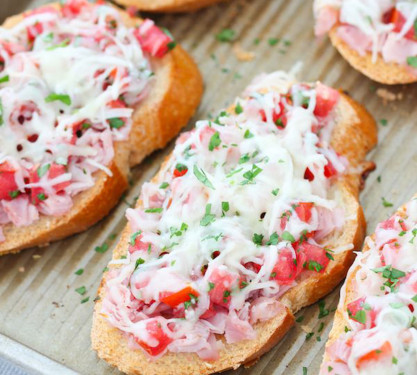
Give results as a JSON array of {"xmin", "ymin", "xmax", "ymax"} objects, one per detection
[{"xmin": 0, "ymin": 0, "xmax": 416, "ymax": 374}]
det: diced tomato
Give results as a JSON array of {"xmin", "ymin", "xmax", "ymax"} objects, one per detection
[
  {"xmin": 295, "ymin": 202, "xmax": 314, "ymax": 223},
  {"xmin": 200, "ymin": 302, "xmax": 216, "ymax": 319},
  {"xmin": 244, "ymin": 261, "xmax": 262, "ymax": 273},
  {"xmin": 304, "ymin": 167, "xmax": 314, "ymax": 181},
  {"xmin": 0, "ymin": 162, "xmax": 18, "ymax": 201},
  {"xmin": 260, "ymin": 101, "xmax": 287, "ymax": 128},
  {"xmin": 280, "ymin": 209, "xmax": 292, "ymax": 230},
  {"xmin": 298, "ymin": 242, "xmax": 329, "ymax": 273},
  {"xmin": 356, "ymin": 341, "xmax": 392, "ymax": 370},
  {"xmin": 173, "ymin": 164, "xmax": 188, "ymax": 178},
  {"xmin": 134, "ymin": 19, "xmax": 173, "ymax": 58},
  {"xmin": 390, "ymin": 9, "xmax": 416, "ymax": 40},
  {"xmin": 324, "ymin": 160, "xmax": 338, "ymax": 178},
  {"xmin": 271, "ymin": 247, "xmax": 298, "ymax": 284},
  {"xmin": 61, "ymin": 0, "xmax": 85, "ymax": 17},
  {"xmin": 30, "ymin": 163, "xmax": 69, "ymax": 204},
  {"xmin": 314, "ymin": 83, "xmax": 340, "ymax": 118},
  {"xmin": 379, "ymin": 217, "xmax": 396, "ymax": 230},
  {"xmin": 208, "ymin": 268, "xmax": 237, "ymax": 308},
  {"xmin": 26, "ymin": 22, "xmax": 43, "ymax": 43},
  {"xmin": 136, "ymin": 319, "xmax": 172, "ymax": 357},
  {"xmin": 159, "ymin": 286, "xmax": 199, "ymax": 308}
]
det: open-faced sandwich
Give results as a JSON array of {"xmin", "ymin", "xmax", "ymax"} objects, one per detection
[
  {"xmin": 113, "ymin": 0, "xmax": 225, "ymax": 13},
  {"xmin": 321, "ymin": 196, "xmax": 417, "ymax": 374},
  {"xmin": 91, "ymin": 70, "xmax": 377, "ymax": 374},
  {"xmin": 314, "ymin": 0, "xmax": 417, "ymax": 84},
  {"xmin": 0, "ymin": 0, "xmax": 202, "ymax": 255}
]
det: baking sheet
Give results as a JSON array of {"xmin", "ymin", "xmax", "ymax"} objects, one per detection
[{"xmin": 0, "ymin": 0, "xmax": 416, "ymax": 374}]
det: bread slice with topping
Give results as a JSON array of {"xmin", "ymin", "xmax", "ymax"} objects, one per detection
[
  {"xmin": 320, "ymin": 197, "xmax": 417, "ymax": 374},
  {"xmin": 91, "ymin": 71, "xmax": 377, "ymax": 374},
  {"xmin": 314, "ymin": 0, "xmax": 417, "ymax": 84},
  {"xmin": 113, "ymin": 0, "xmax": 226, "ymax": 13},
  {"xmin": 0, "ymin": 1, "xmax": 202, "ymax": 255}
]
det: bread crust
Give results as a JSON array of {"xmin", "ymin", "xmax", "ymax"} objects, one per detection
[
  {"xmin": 91, "ymin": 91, "xmax": 377, "ymax": 375},
  {"xmin": 113, "ymin": 0, "xmax": 226, "ymax": 13},
  {"xmin": 329, "ymin": 28, "xmax": 417, "ymax": 85},
  {"xmin": 0, "ymin": 4, "xmax": 203, "ymax": 255}
]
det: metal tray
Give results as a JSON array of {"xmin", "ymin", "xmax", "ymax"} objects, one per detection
[{"xmin": 0, "ymin": 0, "xmax": 416, "ymax": 374}]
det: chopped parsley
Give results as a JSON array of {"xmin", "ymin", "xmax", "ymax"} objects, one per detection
[
  {"xmin": 348, "ymin": 308, "xmax": 366, "ymax": 324},
  {"xmin": 208, "ymin": 131, "xmax": 221, "ymax": 151},
  {"xmin": 379, "ymin": 119, "xmax": 388, "ymax": 126},
  {"xmin": 37, "ymin": 193, "xmax": 47, "ymax": 201},
  {"xmin": 282, "ymin": 231, "xmax": 295, "ymax": 243},
  {"xmin": 306, "ymin": 260, "xmax": 323, "ymax": 272},
  {"xmin": 271, "ymin": 188, "xmax": 279, "ymax": 196},
  {"xmin": 95, "ymin": 243, "xmax": 109, "ymax": 253},
  {"xmin": 244, "ymin": 129, "xmax": 254, "ymax": 139},
  {"xmin": 412, "ymin": 294, "xmax": 417, "ymax": 303},
  {"xmin": 252, "ymin": 233, "xmax": 264, "ymax": 246},
  {"xmin": 295, "ymin": 315, "xmax": 304, "ymax": 323},
  {"xmin": 75, "ymin": 286, "xmax": 87, "ymax": 295},
  {"xmin": 74, "ymin": 268, "xmax": 84, "ymax": 276},
  {"xmin": 407, "ymin": 56, "xmax": 417, "ymax": 68},
  {"xmin": 145, "ymin": 207, "xmax": 163, "ymax": 213},
  {"xmin": 193, "ymin": 165, "xmax": 215, "ymax": 189},
  {"xmin": 45, "ymin": 93, "xmax": 71, "ymax": 106},
  {"xmin": 0, "ymin": 98, "xmax": 3, "ymax": 126},
  {"xmin": 241, "ymin": 164, "xmax": 263, "ymax": 185},
  {"xmin": 239, "ymin": 153, "xmax": 250, "ymax": 164},
  {"xmin": 37, "ymin": 163, "xmax": 51, "ymax": 178},
  {"xmin": 410, "ymin": 228, "xmax": 417, "ymax": 244},
  {"xmin": 0, "ymin": 75, "xmax": 9, "ymax": 84},
  {"xmin": 305, "ymin": 332, "xmax": 314, "ymax": 340},
  {"xmin": 130, "ymin": 230, "xmax": 142, "ymax": 245},
  {"xmin": 266, "ymin": 232, "xmax": 279, "ymax": 245},
  {"xmin": 318, "ymin": 300, "xmax": 329, "ymax": 318},
  {"xmin": 208, "ymin": 282, "xmax": 215, "ymax": 291},
  {"xmin": 159, "ymin": 182, "xmax": 169, "ymax": 189},
  {"xmin": 381, "ymin": 197, "xmax": 393, "ymax": 207},
  {"xmin": 268, "ymin": 37, "xmax": 280, "ymax": 46},
  {"xmin": 134, "ymin": 257, "xmax": 145, "ymax": 270},
  {"xmin": 372, "ymin": 265, "xmax": 406, "ymax": 291},
  {"xmin": 215, "ymin": 28, "xmax": 236, "ymax": 42},
  {"xmin": 108, "ymin": 117, "xmax": 125, "ymax": 129},
  {"xmin": 200, "ymin": 204, "xmax": 216, "ymax": 226},
  {"xmin": 221, "ymin": 201, "xmax": 229, "ymax": 214},
  {"xmin": 80, "ymin": 297, "xmax": 90, "ymax": 304},
  {"xmin": 235, "ymin": 102, "xmax": 243, "ymax": 114},
  {"xmin": 9, "ymin": 190, "xmax": 20, "ymax": 199}
]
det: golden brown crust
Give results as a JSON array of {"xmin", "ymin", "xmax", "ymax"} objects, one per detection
[
  {"xmin": 91, "ymin": 90, "xmax": 377, "ymax": 374},
  {"xmin": 0, "ymin": 4, "xmax": 202, "ymax": 255},
  {"xmin": 329, "ymin": 28, "xmax": 417, "ymax": 85},
  {"xmin": 113, "ymin": 0, "xmax": 226, "ymax": 13}
]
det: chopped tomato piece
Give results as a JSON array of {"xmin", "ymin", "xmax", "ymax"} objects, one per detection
[
  {"xmin": 347, "ymin": 297, "xmax": 376, "ymax": 327},
  {"xmin": 356, "ymin": 341, "xmax": 392, "ymax": 370},
  {"xmin": 280, "ymin": 209, "xmax": 292, "ymax": 230},
  {"xmin": 260, "ymin": 102, "xmax": 287, "ymax": 128},
  {"xmin": 134, "ymin": 20, "xmax": 173, "ymax": 58},
  {"xmin": 298, "ymin": 242, "xmax": 329, "ymax": 273},
  {"xmin": 30, "ymin": 163, "xmax": 69, "ymax": 204},
  {"xmin": 314, "ymin": 83, "xmax": 340, "ymax": 118},
  {"xmin": 200, "ymin": 302, "xmax": 216, "ymax": 319},
  {"xmin": 173, "ymin": 164, "xmax": 188, "ymax": 178},
  {"xmin": 324, "ymin": 160, "xmax": 337, "ymax": 178},
  {"xmin": 137, "ymin": 319, "xmax": 172, "ymax": 357},
  {"xmin": 379, "ymin": 217, "xmax": 396, "ymax": 230},
  {"xmin": 304, "ymin": 167, "xmax": 314, "ymax": 181},
  {"xmin": 159, "ymin": 286, "xmax": 199, "ymax": 308},
  {"xmin": 27, "ymin": 22, "xmax": 43, "ymax": 43},
  {"xmin": 0, "ymin": 162, "xmax": 18, "ymax": 201},
  {"xmin": 295, "ymin": 202, "xmax": 314, "ymax": 223},
  {"xmin": 390, "ymin": 9, "xmax": 416, "ymax": 40},
  {"xmin": 62, "ymin": 0, "xmax": 84, "ymax": 17},
  {"xmin": 271, "ymin": 247, "xmax": 298, "ymax": 284},
  {"xmin": 208, "ymin": 268, "xmax": 237, "ymax": 307}
]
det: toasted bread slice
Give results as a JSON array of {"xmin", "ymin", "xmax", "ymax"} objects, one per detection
[
  {"xmin": 329, "ymin": 29, "xmax": 417, "ymax": 85},
  {"xmin": 91, "ymin": 86, "xmax": 377, "ymax": 374},
  {"xmin": 113, "ymin": 0, "xmax": 225, "ymax": 13},
  {"xmin": 0, "ymin": 4, "xmax": 203, "ymax": 256},
  {"xmin": 320, "ymin": 197, "xmax": 415, "ymax": 373}
]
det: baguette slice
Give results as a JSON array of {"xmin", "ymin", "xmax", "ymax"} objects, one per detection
[
  {"xmin": 320, "ymin": 197, "xmax": 417, "ymax": 374},
  {"xmin": 0, "ymin": 4, "xmax": 203, "ymax": 256},
  {"xmin": 113, "ymin": 0, "xmax": 225, "ymax": 12},
  {"xmin": 329, "ymin": 29, "xmax": 417, "ymax": 85},
  {"xmin": 91, "ymin": 80, "xmax": 377, "ymax": 375}
]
